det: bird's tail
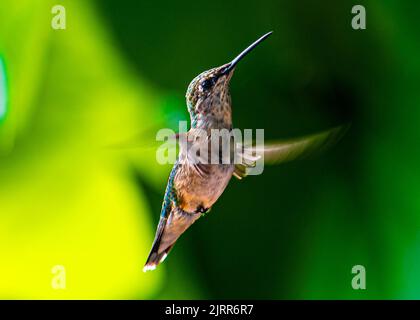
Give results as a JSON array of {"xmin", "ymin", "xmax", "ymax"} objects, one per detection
[
  {"xmin": 143, "ymin": 217, "xmax": 171, "ymax": 272},
  {"xmin": 143, "ymin": 208, "xmax": 201, "ymax": 272}
]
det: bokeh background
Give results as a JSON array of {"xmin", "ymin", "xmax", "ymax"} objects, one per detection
[{"xmin": 0, "ymin": 0, "xmax": 419, "ymax": 299}]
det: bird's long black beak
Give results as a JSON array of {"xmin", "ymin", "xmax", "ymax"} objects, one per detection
[{"xmin": 221, "ymin": 31, "xmax": 273, "ymax": 75}]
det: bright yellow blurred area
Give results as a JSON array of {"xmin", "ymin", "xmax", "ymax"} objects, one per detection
[{"xmin": 0, "ymin": 0, "xmax": 168, "ymax": 298}]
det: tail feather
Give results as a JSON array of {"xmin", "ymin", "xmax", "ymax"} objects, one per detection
[
  {"xmin": 143, "ymin": 217, "xmax": 171, "ymax": 272},
  {"xmin": 143, "ymin": 208, "xmax": 201, "ymax": 272}
]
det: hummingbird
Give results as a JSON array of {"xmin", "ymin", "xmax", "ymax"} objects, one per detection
[{"xmin": 143, "ymin": 31, "xmax": 348, "ymax": 271}]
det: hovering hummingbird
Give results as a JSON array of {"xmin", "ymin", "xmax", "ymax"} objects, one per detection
[{"xmin": 143, "ymin": 31, "xmax": 348, "ymax": 271}]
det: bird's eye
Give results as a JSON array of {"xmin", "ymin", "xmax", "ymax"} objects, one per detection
[{"xmin": 200, "ymin": 78, "xmax": 215, "ymax": 91}]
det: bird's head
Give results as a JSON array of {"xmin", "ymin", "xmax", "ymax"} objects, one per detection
[{"xmin": 186, "ymin": 31, "xmax": 273, "ymax": 128}]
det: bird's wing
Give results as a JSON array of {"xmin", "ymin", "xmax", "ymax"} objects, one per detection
[
  {"xmin": 106, "ymin": 125, "xmax": 180, "ymax": 150},
  {"xmin": 234, "ymin": 124, "xmax": 350, "ymax": 179}
]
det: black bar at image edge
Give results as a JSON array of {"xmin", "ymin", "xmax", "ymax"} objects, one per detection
[{"xmin": 0, "ymin": 300, "xmax": 416, "ymax": 317}]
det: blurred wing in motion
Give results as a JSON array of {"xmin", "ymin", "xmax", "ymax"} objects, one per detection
[
  {"xmin": 105, "ymin": 121, "xmax": 179, "ymax": 150},
  {"xmin": 234, "ymin": 124, "xmax": 350, "ymax": 179},
  {"xmin": 105, "ymin": 102, "xmax": 188, "ymax": 150},
  {"xmin": 261, "ymin": 124, "xmax": 350, "ymax": 165}
]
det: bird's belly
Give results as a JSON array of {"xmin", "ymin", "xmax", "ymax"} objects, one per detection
[{"xmin": 175, "ymin": 164, "xmax": 234, "ymax": 213}]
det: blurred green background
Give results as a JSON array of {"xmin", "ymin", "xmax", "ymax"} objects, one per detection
[{"xmin": 0, "ymin": 0, "xmax": 419, "ymax": 299}]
